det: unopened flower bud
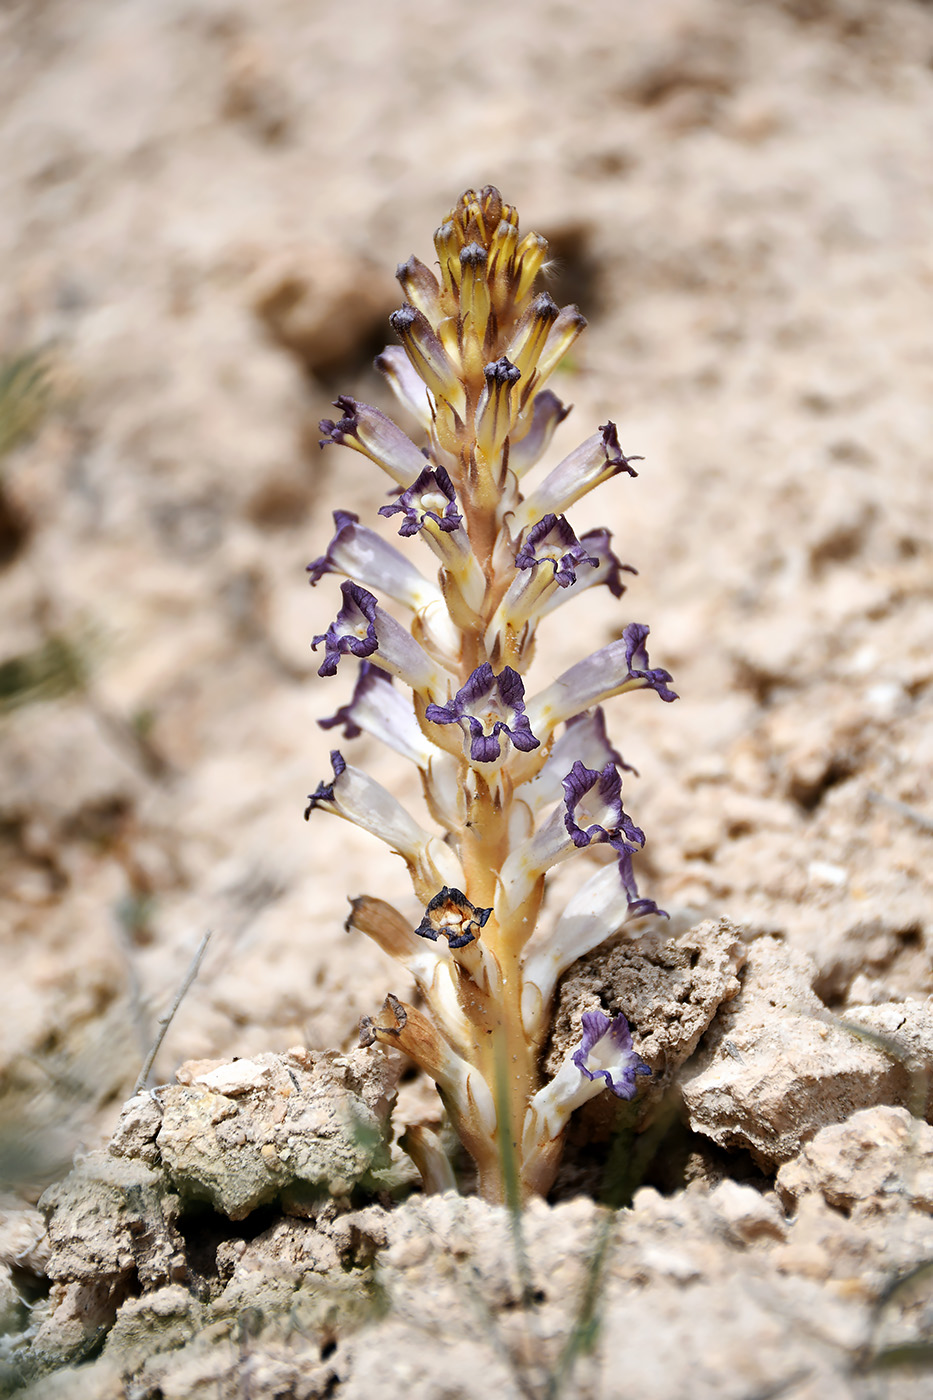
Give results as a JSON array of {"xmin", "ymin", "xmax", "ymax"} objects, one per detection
[
  {"xmin": 514, "ymin": 232, "xmax": 550, "ymax": 305},
  {"xmin": 396, "ymin": 255, "xmax": 443, "ymax": 326},
  {"xmin": 459, "ymin": 242, "xmax": 491, "ymax": 345},
  {"xmin": 505, "ymin": 292, "xmax": 560, "ymax": 382},
  {"xmin": 475, "ymin": 356, "xmax": 522, "ymax": 462},
  {"xmin": 390, "ymin": 305, "xmax": 466, "ymax": 415}
]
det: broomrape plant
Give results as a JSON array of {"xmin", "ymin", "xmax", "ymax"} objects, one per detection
[{"xmin": 305, "ymin": 187, "xmax": 676, "ymax": 1202}]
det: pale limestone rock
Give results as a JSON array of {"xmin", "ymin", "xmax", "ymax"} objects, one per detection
[
  {"xmin": 706, "ymin": 1178, "xmax": 788, "ymax": 1244},
  {"xmin": 117, "ymin": 1048, "xmax": 401, "ymax": 1220},
  {"xmin": 776, "ymin": 1106, "xmax": 933, "ymax": 1215},
  {"xmin": 108, "ymin": 1092, "xmax": 163, "ymax": 1165},
  {"xmin": 40, "ymin": 1153, "xmax": 180, "ymax": 1289},
  {"xmin": 681, "ymin": 937, "xmax": 933, "ymax": 1166},
  {"xmin": 194, "ymin": 1058, "xmax": 273, "ymax": 1096}
]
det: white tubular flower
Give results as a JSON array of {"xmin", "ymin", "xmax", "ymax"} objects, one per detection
[
  {"xmin": 305, "ymin": 751, "xmax": 463, "ymax": 900},
  {"xmin": 375, "ymin": 346, "xmax": 435, "ymax": 433},
  {"xmin": 408, "ymin": 950, "xmax": 476, "ymax": 1060},
  {"xmin": 308, "ymin": 510, "xmax": 459, "ymax": 658},
  {"xmin": 523, "ymin": 1010, "xmax": 650, "ymax": 1161},
  {"xmin": 521, "ymin": 864, "xmax": 631, "ymax": 1037},
  {"xmin": 524, "ymin": 623, "xmax": 677, "ymax": 743},
  {"xmin": 319, "ymin": 396, "xmax": 430, "ymax": 486},
  {"xmin": 511, "ymin": 421, "xmax": 642, "ymax": 532},
  {"xmin": 318, "ymin": 663, "xmax": 442, "ymax": 769}
]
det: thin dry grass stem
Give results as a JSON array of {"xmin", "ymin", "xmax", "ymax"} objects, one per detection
[{"xmin": 134, "ymin": 931, "xmax": 213, "ymax": 1094}]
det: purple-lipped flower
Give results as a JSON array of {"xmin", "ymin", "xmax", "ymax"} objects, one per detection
[
  {"xmin": 572, "ymin": 1010, "xmax": 651, "ymax": 1099},
  {"xmin": 562, "ymin": 759, "xmax": 645, "ymax": 856},
  {"xmin": 515, "ymin": 514, "xmax": 600, "ymax": 589},
  {"xmin": 319, "ymin": 396, "xmax": 427, "ymax": 487},
  {"xmin": 317, "ymin": 662, "xmax": 440, "ymax": 770},
  {"xmin": 311, "ymin": 580, "xmax": 452, "ymax": 697},
  {"xmin": 379, "ymin": 465, "xmax": 463, "ymax": 537},
  {"xmin": 623, "ymin": 623, "xmax": 678, "ymax": 704},
  {"xmin": 425, "ymin": 663, "xmax": 540, "ymax": 763},
  {"xmin": 575, "ymin": 529, "xmax": 634, "ymax": 601},
  {"xmin": 514, "ymin": 420, "xmax": 644, "ymax": 531},
  {"xmin": 416, "ymin": 887, "xmax": 492, "ymax": 949},
  {"xmin": 312, "ymin": 581, "xmax": 379, "ymax": 677}
]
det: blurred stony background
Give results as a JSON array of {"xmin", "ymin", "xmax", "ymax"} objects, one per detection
[{"xmin": 1, "ymin": 0, "xmax": 933, "ymax": 1391}]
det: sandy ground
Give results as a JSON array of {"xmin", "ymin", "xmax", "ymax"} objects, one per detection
[{"xmin": 1, "ymin": 0, "xmax": 933, "ymax": 1390}]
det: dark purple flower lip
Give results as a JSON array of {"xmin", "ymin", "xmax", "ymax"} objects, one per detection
[
  {"xmin": 318, "ymin": 397, "xmax": 360, "ymax": 450},
  {"xmin": 564, "ymin": 710, "xmax": 637, "ymax": 777},
  {"xmin": 304, "ymin": 749, "xmax": 347, "ymax": 817},
  {"xmin": 425, "ymin": 663, "xmax": 540, "ymax": 763},
  {"xmin": 622, "ymin": 623, "xmax": 678, "ymax": 703},
  {"xmin": 562, "ymin": 759, "xmax": 645, "ymax": 855},
  {"xmin": 306, "ymin": 510, "xmax": 360, "ymax": 586},
  {"xmin": 572, "ymin": 1009, "xmax": 651, "ymax": 1099},
  {"xmin": 311, "ymin": 581, "xmax": 379, "ymax": 678},
  {"xmin": 515, "ymin": 514, "xmax": 599, "ymax": 589},
  {"xmin": 599, "ymin": 421, "xmax": 643, "ymax": 477},
  {"xmin": 577, "ymin": 528, "xmax": 636, "ymax": 600},
  {"xmin": 415, "ymin": 887, "xmax": 492, "ymax": 949},
  {"xmin": 616, "ymin": 848, "xmax": 667, "ymax": 921},
  {"xmin": 379, "ymin": 465, "xmax": 463, "ymax": 537}
]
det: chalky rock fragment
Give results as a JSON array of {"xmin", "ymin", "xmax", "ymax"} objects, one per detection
[
  {"xmin": 681, "ymin": 937, "xmax": 933, "ymax": 1166},
  {"xmin": 136, "ymin": 1048, "xmax": 400, "ymax": 1219},
  {"xmin": 776, "ymin": 1105, "xmax": 933, "ymax": 1215}
]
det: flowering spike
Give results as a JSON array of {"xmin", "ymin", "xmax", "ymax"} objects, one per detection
[{"xmin": 306, "ymin": 188, "xmax": 675, "ymax": 1203}]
